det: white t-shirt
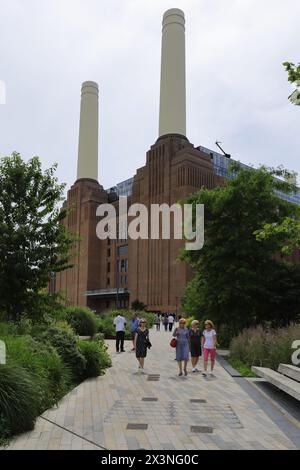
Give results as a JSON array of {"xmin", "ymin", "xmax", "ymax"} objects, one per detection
[
  {"xmin": 168, "ymin": 315, "xmax": 174, "ymax": 324},
  {"xmin": 114, "ymin": 315, "xmax": 126, "ymax": 332},
  {"xmin": 203, "ymin": 329, "xmax": 216, "ymax": 349}
]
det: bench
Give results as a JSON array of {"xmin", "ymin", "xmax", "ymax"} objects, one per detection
[{"xmin": 251, "ymin": 365, "xmax": 300, "ymax": 401}]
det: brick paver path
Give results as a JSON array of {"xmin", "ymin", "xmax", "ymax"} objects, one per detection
[{"xmin": 6, "ymin": 328, "xmax": 297, "ymax": 450}]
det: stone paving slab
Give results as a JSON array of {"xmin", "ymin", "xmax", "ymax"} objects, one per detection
[{"xmin": 4, "ymin": 328, "xmax": 298, "ymax": 450}]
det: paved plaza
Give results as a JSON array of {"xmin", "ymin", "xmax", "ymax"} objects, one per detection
[{"xmin": 5, "ymin": 328, "xmax": 300, "ymax": 450}]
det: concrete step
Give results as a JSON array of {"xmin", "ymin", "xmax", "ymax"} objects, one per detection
[
  {"xmin": 251, "ymin": 366, "xmax": 300, "ymax": 401},
  {"xmin": 278, "ymin": 364, "xmax": 300, "ymax": 383}
]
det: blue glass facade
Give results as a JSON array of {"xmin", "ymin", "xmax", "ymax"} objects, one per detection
[
  {"xmin": 106, "ymin": 177, "xmax": 134, "ymax": 198},
  {"xmin": 198, "ymin": 145, "xmax": 300, "ymax": 206}
]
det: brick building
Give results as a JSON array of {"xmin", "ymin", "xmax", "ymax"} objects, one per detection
[{"xmin": 52, "ymin": 9, "xmax": 300, "ymax": 314}]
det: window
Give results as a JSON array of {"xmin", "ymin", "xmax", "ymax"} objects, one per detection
[
  {"xmin": 121, "ymin": 259, "xmax": 126, "ymax": 272},
  {"xmin": 107, "ymin": 277, "xmax": 110, "ymax": 286},
  {"xmin": 107, "ymin": 262, "xmax": 110, "ymax": 272},
  {"xmin": 107, "ymin": 249, "xmax": 111, "ymax": 257},
  {"xmin": 118, "ymin": 245, "xmax": 128, "ymax": 256}
]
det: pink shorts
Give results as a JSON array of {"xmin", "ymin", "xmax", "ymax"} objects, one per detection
[{"xmin": 203, "ymin": 348, "xmax": 216, "ymax": 362}]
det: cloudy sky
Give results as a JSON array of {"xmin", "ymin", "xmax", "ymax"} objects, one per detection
[{"xmin": 0, "ymin": 0, "xmax": 299, "ymax": 192}]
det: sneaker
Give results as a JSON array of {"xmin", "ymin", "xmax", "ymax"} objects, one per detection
[
  {"xmin": 192, "ymin": 368, "xmax": 196, "ymax": 373},
  {"xmin": 178, "ymin": 372, "xmax": 183, "ymax": 376}
]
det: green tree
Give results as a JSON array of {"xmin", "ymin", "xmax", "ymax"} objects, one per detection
[
  {"xmin": 0, "ymin": 153, "xmax": 74, "ymax": 321},
  {"xmin": 283, "ymin": 61, "xmax": 300, "ymax": 105},
  {"xmin": 181, "ymin": 164, "xmax": 300, "ymax": 332},
  {"xmin": 131, "ymin": 299, "xmax": 147, "ymax": 311}
]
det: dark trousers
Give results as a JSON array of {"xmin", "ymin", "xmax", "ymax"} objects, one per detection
[
  {"xmin": 169, "ymin": 323, "xmax": 173, "ymax": 332},
  {"xmin": 116, "ymin": 331, "xmax": 125, "ymax": 352}
]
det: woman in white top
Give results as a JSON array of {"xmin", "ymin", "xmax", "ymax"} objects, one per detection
[{"xmin": 201, "ymin": 320, "xmax": 217, "ymax": 377}]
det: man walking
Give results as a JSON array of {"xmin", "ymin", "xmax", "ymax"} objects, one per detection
[
  {"xmin": 130, "ymin": 313, "xmax": 139, "ymax": 351},
  {"xmin": 168, "ymin": 313, "xmax": 174, "ymax": 332},
  {"xmin": 114, "ymin": 312, "xmax": 126, "ymax": 353}
]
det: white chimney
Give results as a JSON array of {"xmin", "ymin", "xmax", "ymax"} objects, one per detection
[
  {"xmin": 159, "ymin": 9, "xmax": 186, "ymax": 138},
  {"xmin": 77, "ymin": 81, "xmax": 99, "ymax": 181}
]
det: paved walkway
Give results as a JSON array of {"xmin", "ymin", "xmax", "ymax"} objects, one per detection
[{"xmin": 5, "ymin": 328, "xmax": 298, "ymax": 450}]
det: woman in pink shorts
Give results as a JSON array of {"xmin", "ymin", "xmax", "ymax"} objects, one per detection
[{"xmin": 201, "ymin": 320, "xmax": 217, "ymax": 377}]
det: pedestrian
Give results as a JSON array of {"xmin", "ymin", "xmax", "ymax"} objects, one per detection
[
  {"xmin": 113, "ymin": 312, "xmax": 126, "ymax": 353},
  {"xmin": 130, "ymin": 313, "xmax": 139, "ymax": 351},
  {"xmin": 189, "ymin": 320, "xmax": 202, "ymax": 373},
  {"xmin": 155, "ymin": 314, "xmax": 161, "ymax": 331},
  {"xmin": 201, "ymin": 320, "xmax": 217, "ymax": 377},
  {"xmin": 134, "ymin": 318, "xmax": 151, "ymax": 373},
  {"xmin": 168, "ymin": 313, "xmax": 174, "ymax": 332},
  {"xmin": 163, "ymin": 314, "xmax": 168, "ymax": 331},
  {"xmin": 173, "ymin": 318, "xmax": 190, "ymax": 376}
]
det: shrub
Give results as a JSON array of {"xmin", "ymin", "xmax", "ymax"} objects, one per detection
[
  {"xmin": 0, "ymin": 363, "xmax": 42, "ymax": 437},
  {"xmin": 131, "ymin": 299, "xmax": 147, "ymax": 311},
  {"xmin": 42, "ymin": 327, "xmax": 86, "ymax": 382},
  {"xmin": 185, "ymin": 316, "xmax": 194, "ymax": 328},
  {"xmin": 79, "ymin": 339, "xmax": 112, "ymax": 379},
  {"xmin": 66, "ymin": 307, "xmax": 98, "ymax": 336},
  {"xmin": 230, "ymin": 324, "xmax": 300, "ymax": 370},
  {"xmin": 4, "ymin": 335, "xmax": 70, "ymax": 407},
  {"xmin": 96, "ymin": 316, "xmax": 115, "ymax": 337}
]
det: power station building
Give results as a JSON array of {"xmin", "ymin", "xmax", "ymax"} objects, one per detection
[{"xmin": 52, "ymin": 9, "xmax": 300, "ymax": 313}]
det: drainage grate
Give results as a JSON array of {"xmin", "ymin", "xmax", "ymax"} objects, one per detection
[
  {"xmin": 147, "ymin": 374, "xmax": 160, "ymax": 382},
  {"xmin": 191, "ymin": 425, "xmax": 213, "ymax": 434},
  {"xmin": 142, "ymin": 397, "xmax": 158, "ymax": 402},
  {"xmin": 126, "ymin": 423, "xmax": 148, "ymax": 430},
  {"xmin": 190, "ymin": 399, "xmax": 207, "ymax": 403}
]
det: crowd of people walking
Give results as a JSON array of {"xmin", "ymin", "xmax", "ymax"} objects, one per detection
[{"xmin": 113, "ymin": 311, "xmax": 217, "ymax": 377}]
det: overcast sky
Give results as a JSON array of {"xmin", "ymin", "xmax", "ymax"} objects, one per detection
[{"xmin": 0, "ymin": 0, "xmax": 299, "ymax": 192}]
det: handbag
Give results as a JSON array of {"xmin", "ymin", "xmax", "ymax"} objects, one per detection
[
  {"xmin": 170, "ymin": 337, "xmax": 177, "ymax": 348},
  {"xmin": 145, "ymin": 339, "xmax": 152, "ymax": 349}
]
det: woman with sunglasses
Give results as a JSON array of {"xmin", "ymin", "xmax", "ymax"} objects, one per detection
[{"xmin": 134, "ymin": 318, "xmax": 150, "ymax": 373}]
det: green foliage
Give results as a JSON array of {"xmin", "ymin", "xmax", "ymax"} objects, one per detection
[
  {"xmin": 3, "ymin": 335, "xmax": 70, "ymax": 407},
  {"xmin": 0, "ymin": 363, "xmax": 41, "ymax": 437},
  {"xmin": 42, "ymin": 326, "xmax": 86, "ymax": 382},
  {"xmin": 184, "ymin": 316, "xmax": 195, "ymax": 328},
  {"xmin": 255, "ymin": 217, "xmax": 300, "ymax": 254},
  {"xmin": 230, "ymin": 324, "xmax": 300, "ymax": 370},
  {"xmin": 227, "ymin": 358, "xmax": 257, "ymax": 377},
  {"xmin": 283, "ymin": 61, "xmax": 300, "ymax": 83},
  {"xmin": 79, "ymin": 339, "xmax": 112, "ymax": 378},
  {"xmin": 0, "ymin": 152, "xmax": 75, "ymax": 321},
  {"xmin": 283, "ymin": 62, "xmax": 300, "ymax": 105},
  {"xmin": 181, "ymin": 165, "xmax": 300, "ymax": 331},
  {"xmin": 66, "ymin": 307, "xmax": 98, "ymax": 336}
]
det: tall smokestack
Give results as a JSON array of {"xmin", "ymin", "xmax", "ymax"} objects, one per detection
[
  {"xmin": 159, "ymin": 9, "xmax": 186, "ymax": 138},
  {"xmin": 77, "ymin": 81, "xmax": 99, "ymax": 181}
]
